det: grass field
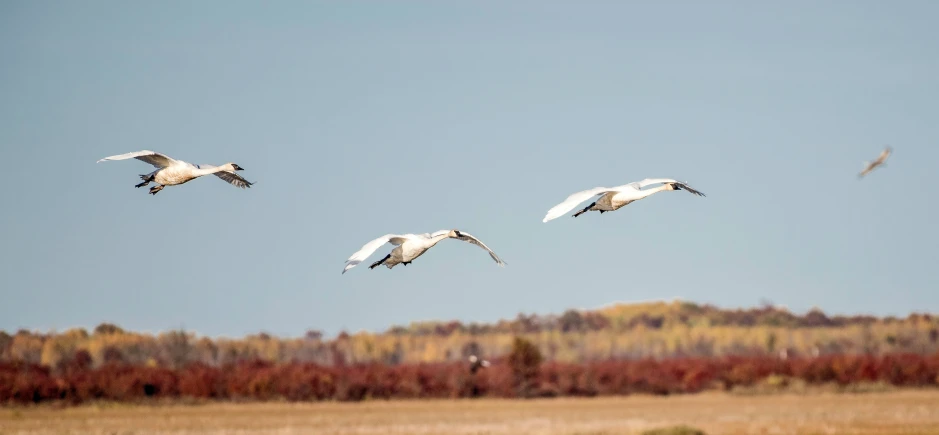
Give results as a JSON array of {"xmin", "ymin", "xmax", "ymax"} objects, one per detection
[{"xmin": 3, "ymin": 390, "xmax": 939, "ymax": 435}]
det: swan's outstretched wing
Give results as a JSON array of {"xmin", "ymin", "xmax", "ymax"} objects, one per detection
[
  {"xmin": 342, "ymin": 233, "xmax": 407, "ymax": 274},
  {"xmin": 634, "ymin": 178, "xmax": 679, "ymax": 188},
  {"xmin": 542, "ymin": 187, "xmax": 614, "ymax": 223},
  {"xmin": 417, "ymin": 230, "xmax": 451, "ymax": 239},
  {"xmin": 633, "ymin": 178, "xmax": 706, "ymax": 197},
  {"xmin": 859, "ymin": 146, "xmax": 892, "ymax": 178},
  {"xmin": 97, "ymin": 150, "xmax": 177, "ymax": 168},
  {"xmin": 451, "ymin": 231, "xmax": 506, "ymax": 267},
  {"xmin": 672, "ymin": 182, "xmax": 706, "ymax": 196},
  {"xmin": 214, "ymin": 171, "xmax": 254, "ymax": 189},
  {"xmin": 876, "ymin": 146, "xmax": 892, "ymax": 163},
  {"xmin": 194, "ymin": 164, "xmax": 254, "ymax": 189}
]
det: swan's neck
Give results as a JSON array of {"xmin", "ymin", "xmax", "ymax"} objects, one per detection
[
  {"xmin": 428, "ymin": 233, "xmax": 451, "ymax": 247},
  {"xmin": 192, "ymin": 166, "xmax": 229, "ymax": 177}
]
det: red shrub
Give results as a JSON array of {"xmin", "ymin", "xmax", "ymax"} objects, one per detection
[
  {"xmin": 178, "ymin": 362, "xmax": 224, "ymax": 399},
  {"xmin": 3, "ymin": 352, "xmax": 937, "ymax": 405}
]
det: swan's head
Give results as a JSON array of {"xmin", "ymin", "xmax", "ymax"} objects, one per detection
[
  {"xmin": 448, "ymin": 229, "xmax": 464, "ymax": 238},
  {"xmin": 223, "ymin": 163, "xmax": 245, "ymax": 171}
]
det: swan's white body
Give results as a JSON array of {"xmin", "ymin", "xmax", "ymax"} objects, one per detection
[
  {"xmin": 97, "ymin": 150, "xmax": 253, "ymax": 195},
  {"xmin": 343, "ymin": 229, "xmax": 506, "ymax": 274},
  {"xmin": 542, "ymin": 178, "xmax": 706, "ymax": 222},
  {"xmin": 859, "ymin": 146, "xmax": 892, "ymax": 178}
]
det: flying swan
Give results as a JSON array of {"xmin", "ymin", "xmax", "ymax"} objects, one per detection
[
  {"xmin": 468, "ymin": 355, "xmax": 491, "ymax": 374},
  {"xmin": 542, "ymin": 178, "xmax": 705, "ymax": 223},
  {"xmin": 97, "ymin": 150, "xmax": 253, "ymax": 195},
  {"xmin": 342, "ymin": 229, "xmax": 506, "ymax": 274},
  {"xmin": 858, "ymin": 146, "xmax": 892, "ymax": 178}
]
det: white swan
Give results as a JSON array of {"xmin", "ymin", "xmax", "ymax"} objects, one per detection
[
  {"xmin": 342, "ymin": 229, "xmax": 506, "ymax": 274},
  {"xmin": 469, "ymin": 355, "xmax": 490, "ymax": 373},
  {"xmin": 542, "ymin": 178, "xmax": 705, "ymax": 223},
  {"xmin": 858, "ymin": 146, "xmax": 892, "ymax": 178},
  {"xmin": 97, "ymin": 150, "xmax": 253, "ymax": 195}
]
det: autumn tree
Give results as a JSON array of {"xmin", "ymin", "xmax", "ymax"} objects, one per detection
[
  {"xmin": 0, "ymin": 331, "xmax": 11, "ymax": 359},
  {"xmin": 159, "ymin": 330, "xmax": 193, "ymax": 369},
  {"xmin": 461, "ymin": 341, "xmax": 482, "ymax": 360},
  {"xmin": 93, "ymin": 323, "xmax": 124, "ymax": 335},
  {"xmin": 559, "ymin": 310, "xmax": 585, "ymax": 333},
  {"xmin": 102, "ymin": 346, "xmax": 125, "ymax": 364},
  {"xmin": 508, "ymin": 336, "xmax": 543, "ymax": 398}
]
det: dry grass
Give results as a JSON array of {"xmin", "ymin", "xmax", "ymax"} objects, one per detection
[{"xmin": 3, "ymin": 390, "xmax": 939, "ymax": 435}]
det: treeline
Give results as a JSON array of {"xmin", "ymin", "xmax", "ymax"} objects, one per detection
[
  {"xmin": 393, "ymin": 301, "xmax": 912, "ymax": 336},
  {"xmin": 3, "ymin": 339, "xmax": 939, "ymax": 405},
  {"xmin": 3, "ymin": 301, "xmax": 938, "ymax": 369}
]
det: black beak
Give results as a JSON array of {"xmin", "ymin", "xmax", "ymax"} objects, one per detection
[{"xmin": 235, "ymin": 166, "xmax": 244, "ymax": 171}]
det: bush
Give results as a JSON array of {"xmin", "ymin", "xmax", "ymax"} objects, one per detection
[{"xmin": 2, "ymin": 352, "xmax": 938, "ymax": 405}]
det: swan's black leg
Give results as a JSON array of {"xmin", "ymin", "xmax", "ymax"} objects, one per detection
[
  {"xmin": 369, "ymin": 254, "xmax": 391, "ymax": 269},
  {"xmin": 135, "ymin": 175, "xmax": 153, "ymax": 188},
  {"xmin": 403, "ymin": 261, "xmax": 411, "ymax": 266},
  {"xmin": 573, "ymin": 202, "xmax": 596, "ymax": 218},
  {"xmin": 149, "ymin": 185, "xmax": 164, "ymax": 195}
]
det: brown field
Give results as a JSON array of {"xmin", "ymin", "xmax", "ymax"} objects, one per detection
[{"xmin": 2, "ymin": 390, "xmax": 939, "ymax": 435}]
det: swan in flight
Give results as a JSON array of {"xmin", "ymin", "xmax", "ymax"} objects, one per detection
[
  {"xmin": 542, "ymin": 178, "xmax": 705, "ymax": 223},
  {"xmin": 97, "ymin": 150, "xmax": 253, "ymax": 195},
  {"xmin": 858, "ymin": 146, "xmax": 892, "ymax": 178},
  {"xmin": 342, "ymin": 229, "xmax": 506, "ymax": 274},
  {"xmin": 468, "ymin": 355, "xmax": 491, "ymax": 374}
]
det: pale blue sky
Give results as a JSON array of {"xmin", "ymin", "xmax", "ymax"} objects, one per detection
[{"xmin": 1, "ymin": 1, "xmax": 937, "ymax": 338}]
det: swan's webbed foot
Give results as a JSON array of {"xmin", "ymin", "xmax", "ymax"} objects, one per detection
[
  {"xmin": 135, "ymin": 176, "xmax": 153, "ymax": 188},
  {"xmin": 369, "ymin": 254, "xmax": 391, "ymax": 270},
  {"xmin": 149, "ymin": 185, "xmax": 164, "ymax": 195}
]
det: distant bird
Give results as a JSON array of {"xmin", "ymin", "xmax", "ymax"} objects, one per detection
[
  {"xmin": 97, "ymin": 150, "xmax": 253, "ymax": 195},
  {"xmin": 468, "ymin": 355, "xmax": 490, "ymax": 374},
  {"xmin": 342, "ymin": 230, "xmax": 506, "ymax": 274},
  {"xmin": 858, "ymin": 146, "xmax": 892, "ymax": 178},
  {"xmin": 542, "ymin": 178, "xmax": 706, "ymax": 223}
]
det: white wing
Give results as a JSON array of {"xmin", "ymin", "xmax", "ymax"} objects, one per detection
[
  {"xmin": 193, "ymin": 164, "xmax": 254, "ymax": 189},
  {"xmin": 416, "ymin": 230, "xmax": 451, "ymax": 239},
  {"xmin": 633, "ymin": 178, "xmax": 706, "ymax": 196},
  {"xmin": 542, "ymin": 187, "xmax": 614, "ymax": 223},
  {"xmin": 97, "ymin": 150, "xmax": 178, "ymax": 168},
  {"xmin": 859, "ymin": 147, "xmax": 892, "ymax": 178},
  {"xmin": 876, "ymin": 146, "xmax": 892, "ymax": 163},
  {"xmin": 634, "ymin": 178, "xmax": 679, "ymax": 189},
  {"xmin": 451, "ymin": 231, "xmax": 506, "ymax": 267},
  {"xmin": 342, "ymin": 233, "xmax": 408, "ymax": 274}
]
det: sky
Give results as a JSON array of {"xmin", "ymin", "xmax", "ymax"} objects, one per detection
[{"xmin": 1, "ymin": 1, "xmax": 937, "ymax": 339}]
